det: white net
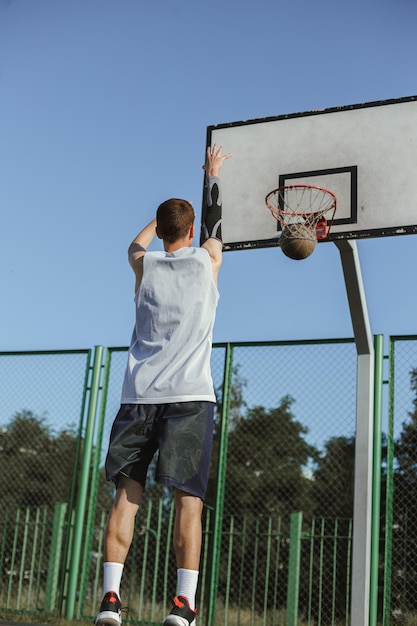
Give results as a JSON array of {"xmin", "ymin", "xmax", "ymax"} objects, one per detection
[{"xmin": 265, "ymin": 185, "xmax": 337, "ymax": 232}]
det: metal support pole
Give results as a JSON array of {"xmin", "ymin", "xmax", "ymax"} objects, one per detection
[
  {"xmin": 370, "ymin": 334, "xmax": 384, "ymax": 624},
  {"xmin": 65, "ymin": 345, "xmax": 104, "ymax": 620},
  {"xmin": 334, "ymin": 240, "xmax": 374, "ymax": 626}
]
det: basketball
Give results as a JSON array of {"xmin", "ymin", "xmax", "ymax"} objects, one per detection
[{"xmin": 279, "ymin": 224, "xmax": 317, "ymax": 260}]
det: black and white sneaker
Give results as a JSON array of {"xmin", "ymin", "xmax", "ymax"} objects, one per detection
[
  {"xmin": 95, "ymin": 591, "xmax": 122, "ymax": 626},
  {"xmin": 163, "ymin": 595, "xmax": 197, "ymax": 626}
]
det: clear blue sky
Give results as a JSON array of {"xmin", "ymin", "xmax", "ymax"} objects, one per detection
[{"xmin": 1, "ymin": 0, "xmax": 417, "ymax": 351}]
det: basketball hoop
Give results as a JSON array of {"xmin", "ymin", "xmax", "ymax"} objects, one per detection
[{"xmin": 265, "ymin": 184, "xmax": 337, "ymax": 240}]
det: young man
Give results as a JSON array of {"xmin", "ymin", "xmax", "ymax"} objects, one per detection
[{"xmin": 95, "ymin": 144, "xmax": 231, "ymax": 626}]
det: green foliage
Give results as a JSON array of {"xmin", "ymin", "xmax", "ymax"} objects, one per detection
[
  {"xmin": 312, "ymin": 435, "xmax": 355, "ymax": 518},
  {"xmin": 208, "ymin": 363, "xmax": 357, "ymax": 521},
  {"xmin": 0, "ymin": 410, "xmax": 79, "ymax": 508},
  {"xmin": 387, "ymin": 367, "xmax": 417, "ymax": 613},
  {"xmin": 395, "ymin": 368, "xmax": 417, "ymax": 479},
  {"xmin": 225, "ymin": 395, "xmax": 318, "ymax": 518},
  {"xmin": 0, "ymin": 409, "xmax": 114, "ymax": 513}
]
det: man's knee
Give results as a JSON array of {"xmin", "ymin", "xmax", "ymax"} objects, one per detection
[{"xmin": 174, "ymin": 489, "xmax": 203, "ymax": 514}]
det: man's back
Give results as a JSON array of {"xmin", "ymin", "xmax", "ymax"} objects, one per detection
[{"xmin": 121, "ymin": 247, "xmax": 219, "ymax": 404}]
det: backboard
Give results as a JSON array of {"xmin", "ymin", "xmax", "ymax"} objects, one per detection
[{"xmin": 205, "ymin": 96, "xmax": 417, "ymax": 251}]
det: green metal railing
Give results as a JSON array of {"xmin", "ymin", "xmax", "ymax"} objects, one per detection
[
  {"xmin": 66, "ymin": 346, "xmax": 107, "ymax": 620},
  {"xmin": 3, "ymin": 336, "xmax": 417, "ymax": 623},
  {"xmin": 287, "ymin": 512, "xmax": 302, "ymax": 626},
  {"xmin": 370, "ymin": 335, "xmax": 384, "ymax": 625},
  {"xmin": 382, "ymin": 337, "xmax": 396, "ymax": 625},
  {"xmin": 207, "ymin": 342, "xmax": 234, "ymax": 626},
  {"xmin": 0, "ymin": 501, "xmax": 354, "ymax": 625}
]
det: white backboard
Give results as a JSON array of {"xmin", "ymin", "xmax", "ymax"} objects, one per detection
[{"xmin": 205, "ymin": 96, "xmax": 417, "ymax": 251}]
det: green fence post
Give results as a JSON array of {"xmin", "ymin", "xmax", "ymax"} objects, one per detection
[
  {"xmin": 7, "ymin": 508, "xmax": 20, "ymax": 608},
  {"xmin": 78, "ymin": 347, "xmax": 110, "ymax": 618},
  {"xmin": 27, "ymin": 507, "xmax": 41, "ymax": 609},
  {"xmin": 59, "ymin": 349, "xmax": 93, "ymax": 613},
  {"xmin": 45, "ymin": 503, "xmax": 68, "ymax": 612},
  {"xmin": 370, "ymin": 334, "xmax": 384, "ymax": 625},
  {"xmin": 207, "ymin": 343, "xmax": 234, "ymax": 626},
  {"xmin": 17, "ymin": 507, "xmax": 30, "ymax": 609},
  {"xmin": 382, "ymin": 337, "xmax": 396, "ymax": 625},
  {"xmin": 65, "ymin": 345, "xmax": 105, "ymax": 620},
  {"xmin": 286, "ymin": 512, "xmax": 303, "ymax": 626}
]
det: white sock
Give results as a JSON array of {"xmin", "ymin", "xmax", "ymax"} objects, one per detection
[
  {"xmin": 103, "ymin": 562, "xmax": 124, "ymax": 597},
  {"xmin": 177, "ymin": 568, "xmax": 199, "ymax": 610}
]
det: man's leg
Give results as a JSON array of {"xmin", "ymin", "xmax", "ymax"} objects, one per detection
[
  {"xmin": 95, "ymin": 475, "xmax": 143, "ymax": 625},
  {"xmin": 105, "ymin": 474, "xmax": 143, "ymax": 562},
  {"xmin": 173, "ymin": 489, "xmax": 203, "ymax": 570},
  {"xmin": 163, "ymin": 489, "xmax": 202, "ymax": 625}
]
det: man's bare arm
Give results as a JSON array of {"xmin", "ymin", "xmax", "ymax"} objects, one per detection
[
  {"xmin": 201, "ymin": 144, "xmax": 232, "ymax": 285},
  {"xmin": 128, "ymin": 218, "xmax": 157, "ymax": 292}
]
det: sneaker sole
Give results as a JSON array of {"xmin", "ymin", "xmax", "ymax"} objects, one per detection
[
  {"xmin": 163, "ymin": 617, "xmax": 195, "ymax": 626},
  {"xmin": 95, "ymin": 610, "xmax": 121, "ymax": 626}
]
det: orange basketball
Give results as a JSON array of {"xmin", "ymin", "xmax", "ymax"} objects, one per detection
[{"xmin": 279, "ymin": 224, "xmax": 317, "ymax": 260}]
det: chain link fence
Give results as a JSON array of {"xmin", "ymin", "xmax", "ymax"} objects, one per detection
[
  {"xmin": 208, "ymin": 340, "xmax": 357, "ymax": 625},
  {"xmin": 0, "ymin": 349, "xmax": 91, "ymax": 615},
  {"xmin": 385, "ymin": 336, "xmax": 417, "ymax": 625},
  {"xmin": 0, "ymin": 349, "xmax": 93, "ymax": 509},
  {"xmin": 1, "ymin": 338, "xmax": 417, "ymax": 624}
]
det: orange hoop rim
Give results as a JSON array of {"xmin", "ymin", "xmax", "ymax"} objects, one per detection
[{"xmin": 265, "ymin": 184, "xmax": 337, "ymax": 218}]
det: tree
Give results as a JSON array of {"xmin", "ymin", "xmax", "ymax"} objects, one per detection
[
  {"xmin": 0, "ymin": 410, "xmax": 83, "ymax": 509},
  {"xmin": 394, "ymin": 368, "xmax": 417, "ymax": 480},
  {"xmin": 389, "ymin": 368, "xmax": 417, "ymax": 612},
  {"xmin": 312, "ymin": 435, "xmax": 355, "ymax": 518},
  {"xmin": 208, "ymin": 393, "xmax": 318, "ymax": 611},
  {"xmin": 205, "ymin": 364, "xmax": 248, "ymax": 507},
  {"xmin": 224, "ymin": 395, "xmax": 318, "ymax": 518}
]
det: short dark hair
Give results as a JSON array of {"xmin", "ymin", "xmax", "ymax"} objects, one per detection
[{"xmin": 156, "ymin": 198, "xmax": 195, "ymax": 243}]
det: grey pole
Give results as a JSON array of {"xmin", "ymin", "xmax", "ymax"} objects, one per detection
[{"xmin": 334, "ymin": 239, "xmax": 374, "ymax": 626}]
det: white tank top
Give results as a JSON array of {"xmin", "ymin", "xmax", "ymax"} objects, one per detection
[{"xmin": 121, "ymin": 246, "xmax": 219, "ymax": 403}]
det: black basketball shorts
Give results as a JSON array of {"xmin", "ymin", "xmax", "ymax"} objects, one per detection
[{"xmin": 105, "ymin": 401, "xmax": 215, "ymax": 500}]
